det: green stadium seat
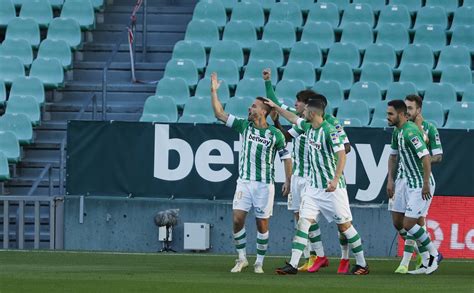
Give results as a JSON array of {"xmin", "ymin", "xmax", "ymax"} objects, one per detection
[
  {"xmin": 282, "ymin": 61, "xmax": 315, "ymax": 88},
  {"xmin": 206, "ymin": 59, "xmax": 239, "ymax": 88},
  {"xmin": 244, "ymin": 59, "xmax": 278, "ymax": 86},
  {"xmin": 301, "ymin": 21, "xmax": 335, "ymax": 51},
  {"xmin": 320, "ymin": 62, "xmax": 354, "ymax": 91},
  {"xmin": 426, "ymin": 0, "xmax": 459, "ymax": 14},
  {"xmin": 450, "ymin": 25, "xmax": 474, "ymax": 52},
  {"xmin": 6, "ymin": 95, "xmax": 40, "ymax": 125},
  {"xmin": 179, "ymin": 114, "xmax": 214, "ymax": 124},
  {"xmin": 434, "ymin": 45, "xmax": 470, "ymax": 73},
  {"xmin": 275, "ymin": 79, "xmax": 306, "ymax": 101},
  {"xmin": 370, "ymin": 118, "xmax": 389, "ymax": 127},
  {"xmin": 234, "ymin": 78, "xmax": 266, "ymax": 99},
  {"xmin": 0, "ymin": 131, "xmax": 20, "ymax": 163},
  {"xmin": 340, "ymin": 22, "xmax": 374, "ymax": 50},
  {"xmin": 155, "ymin": 77, "xmax": 190, "ymax": 107},
  {"xmin": 385, "ymin": 82, "xmax": 418, "ymax": 101},
  {"xmin": 337, "ymin": 100, "xmax": 370, "ymax": 125},
  {"xmin": 0, "ymin": 81, "xmax": 5, "ymax": 105},
  {"xmin": 10, "ymin": 76, "xmax": 45, "ymax": 105},
  {"xmin": 263, "ymin": 21, "xmax": 296, "ymax": 52},
  {"xmin": 281, "ymin": 0, "xmax": 314, "ymax": 12},
  {"xmin": 348, "ymin": 81, "xmax": 382, "ymax": 107},
  {"xmin": 327, "ymin": 43, "xmax": 361, "ymax": 69},
  {"xmin": 377, "ymin": 5, "xmax": 411, "ymax": 29},
  {"xmin": 451, "ymin": 7, "xmax": 474, "ymax": 29},
  {"xmin": 325, "ymin": 0, "xmax": 351, "ymax": 11},
  {"xmin": 172, "ymin": 41, "xmax": 206, "ymax": 71},
  {"xmin": 353, "ymin": 0, "xmax": 386, "ymax": 12},
  {"xmin": 0, "ymin": 39, "xmax": 33, "ymax": 67},
  {"xmin": 223, "ymin": 20, "xmax": 257, "ymax": 52},
  {"xmin": 313, "ymin": 80, "xmax": 344, "ymax": 108},
  {"xmin": 0, "ymin": 113, "xmax": 33, "ymax": 144},
  {"xmin": 372, "ymin": 100, "xmax": 388, "ymax": 120},
  {"xmin": 89, "ymin": 0, "xmax": 104, "ymax": 11},
  {"xmin": 231, "ymin": 1, "xmax": 265, "ymax": 30},
  {"xmin": 414, "ymin": 6, "xmax": 448, "ymax": 30},
  {"xmin": 225, "ymin": 96, "xmax": 254, "ymax": 119},
  {"xmin": 340, "ymin": 3, "xmax": 375, "ymax": 29},
  {"xmin": 0, "ymin": 151, "xmax": 10, "ymax": 181},
  {"xmin": 38, "ymin": 39, "xmax": 73, "ymax": 70},
  {"xmin": 440, "ymin": 65, "xmax": 472, "ymax": 93},
  {"xmin": 287, "ymin": 41, "xmax": 322, "ymax": 69},
  {"xmin": 19, "ymin": 0, "xmax": 53, "ymax": 28},
  {"xmin": 185, "ymin": 19, "xmax": 219, "ymax": 50},
  {"xmin": 164, "ymin": 59, "xmax": 198, "ymax": 88},
  {"xmin": 194, "ymin": 77, "xmax": 230, "ymax": 104},
  {"xmin": 444, "ymin": 119, "xmax": 474, "ymax": 129},
  {"xmin": 209, "ymin": 41, "xmax": 243, "ymax": 69},
  {"xmin": 390, "ymin": 0, "xmax": 422, "ymax": 13},
  {"xmin": 268, "ymin": 2, "xmax": 303, "ymax": 29},
  {"xmin": 182, "ymin": 96, "xmax": 215, "ymax": 119},
  {"xmin": 375, "ymin": 23, "xmax": 409, "ymax": 52},
  {"xmin": 307, "ymin": 3, "xmax": 340, "ymax": 28},
  {"xmin": 0, "ymin": 0, "xmax": 16, "ymax": 28},
  {"xmin": 249, "ymin": 40, "xmax": 283, "ymax": 67},
  {"xmin": 399, "ymin": 44, "xmax": 434, "ymax": 70},
  {"xmin": 413, "ymin": 25, "xmax": 447, "ymax": 52},
  {"xmin": 60, "ymin": 0, "xmax": 95, "ymax": 30},
  {"xmin": 464, "ymin": 0, "xmax": 474, "ymax": 7},
  {"xmin": 0, "ymin": 56, "xmax": 25, "ymax": 85},
  {"xmin": 360, "ymin": 63, "xmax": 393, "ymax": 90},
  {"xmin": 5, "ymin": 18, "xmax": 41, "ymax": 49},
  {"xmin": 463, "ymin": 84, "xmax": 474, "ymax": 103},
  {"xmin": 29, "ymin": 58, "xmax": 64, "ymax": 89},
  {"xmin": 447, "ymin": 102, "xmax": 474, "ymax": 123},
  {"xmin": 399, "ymin": 64, "xmax": 433, "ymax": 91},
  {"xmin": 423, "ymin": 101, "xmax": 445, "ymax": 126},
  {"xmin": 47, "ymin": 18, "xmax": 82, "ymax": 50},
  {"xmin": 247, "ymin": 0, "xmax": 276, "ymax": 13},
  {"xmin": 193, "ymin": 0, "xmax": 226, "ymax": 29},
  {"xmin": 140, "ymin": 95, "xmax": 178, "ymax": 123},
  {"xmin": 424, "ymin": 83, "xmax": 457, "ymax": 111},
  {"xmin": 363, "ymin": 43, "xmax": 397, "ymax": 69}
]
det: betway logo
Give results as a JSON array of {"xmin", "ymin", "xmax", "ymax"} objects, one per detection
[
  {"xmin": 154, "ymin": 124, "xmax": 390, "ymax": 201},
  {"xmin": 248, "ymin": 133, "xmax": 272, "ymax": 147}
]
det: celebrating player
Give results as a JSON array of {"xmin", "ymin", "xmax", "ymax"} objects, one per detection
[
  {"xmin": 386, "ymin": 100, "xmax": 440, "ymax": 275},
  {"xmin": 210, "ymin": 72, "xmax": 292, "ymax": 274},
  {"xmin": 266, "ymin": 98, "xmax": 369, "ymax": 275}
]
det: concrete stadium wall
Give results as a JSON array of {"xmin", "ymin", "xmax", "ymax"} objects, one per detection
[{"xmin": 64, "ymin": 196, "xmax": 398, "ymax": 257}]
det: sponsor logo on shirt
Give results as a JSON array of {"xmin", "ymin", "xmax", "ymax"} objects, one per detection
[
  {"xmin": 308, "ymin": 139, "xmax": 321, "ymax": 150},
  {"xmin": 435, "ymin": 133, "xmax": 441, "ymax": 145},
  {"xmin": 330, "ymin": 132, "xmax": 339, "ymax": 144},
  {"xmin": 335, "ymin": 124, "xmax": 344, "ymax": 135},
  {"xmin": 248, "ymin": 133, "xmax": 272, "ymax": 147},
  {"xmin": 410, "ymin": 136, "xmax": 423, "ymax": 149}
]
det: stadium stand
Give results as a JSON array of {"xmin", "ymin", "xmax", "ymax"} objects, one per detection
[{"xmin": 172, "ymin": 40, "xmax": 207, "ymax": 72}]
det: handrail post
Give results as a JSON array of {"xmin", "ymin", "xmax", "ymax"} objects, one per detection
[
  {"xmin": 92, "ymin": 94, "xmax": 97, "ymax": 120},
  {"xmin": 102, "ymin": 68, "xmax": 107, "ymax": 121},
  {"xmin": 142, "ymin": 0, "xmax": 148, "ymax": 62},
  {"xmin": 48, "ymin": 166, "xmax": 53, "ymax": 196}
]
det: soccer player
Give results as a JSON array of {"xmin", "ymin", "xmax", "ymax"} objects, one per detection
[
  {"xmin": 391, "ymin": 95, "xmax": 443, "ymax": 274},
  {"xmin": 210, "ymin": 73, "xmax": 292, "ymax": 274},
  {"xmin": 266, "ymin": 98, "xmax": 369, "ymax": 275},
  {"xmin": 263, "ymin": 69, "xmax": 352, "ymax": 274},
  {"xmin": 386, "ymin": 100, "xmax": 440, "ymax": 275}
]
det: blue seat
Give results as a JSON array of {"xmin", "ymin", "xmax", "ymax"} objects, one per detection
[
  {"xmin": 375, "ymin": 23, "xmax": 409, "ymax": 52},
  {"xmin": 10, "ymin": 76, "xmax": 45, "ymax": 105},
  {"xmin": 182, "ymin": 96, "xmax": 215, "ymax": 121},
  {"xmin": 353, "ymin": 0, "xmax": 387, "ymax": 12},
  {"xmin": 313, "ymin": 80, "xmax": 344, "ymax": 108},
  {"xmin": 192, "ymin": 0, "xmax": 227, "ymax": 29},
  {"xmin": 348, "ymin": 81, "xmax": 382, "ymax": 107},
  {"xmin": 287, "ymin": 41, "xmax": 322, "ymax": 69},
  {"xmin": 307, "ymin": 3, "xmax": 340, "ymax": 29},
  {"xmin": 164, "ymin": 59, "xmax": 199, "ymax": 88},
  {"xmin": 275, "ymin": 79, "xmax": 306, "ymax": 101},
  {"xmin": 413, "ymin": 25, "xmax": 447, "ymax": 52},
  {"xmin": 172, "ymin": 41, "xmax": 207, "ymax": 71},
  {"xmin": 450, "ymin": 25, "xmax": 474, "ymax": 52},
  {"xmin": 319, "ymin": 62, "xmax": 354, "ymax": 91},
  {"xmin": 184, "ymin": 19, "xmax": 219, "ymax": 50},
  {"xmin": 390, "ymin": 0, "xmax": 422, "ymax": 13},
  {"xmin": 234, "ymin": 78, "xmax": 266, "ymax": 99},
  {"xmin": 385, "ymin": 82, "xmax": 418, "ymax": 101},
  {"xmin": 337, "ymin": 100, "xmax": 370, "ymax": 125},
  {"xmin": 325, "ymin": 0, "xmax": 351, "ymax": 12},
  {"xmin": 0, "ymin": 56, "xmax": 25, "ymax": 86},
  {"xmin": 0, "ymin": 81, "xmax": 5, "ymax": 105},
  {"xmin": 0, "ymin": 0, "xmax": 15, "ymax": 29},
  {"xmin": 327, "ymin": 43, "xmax": 361, "ymax": 69},
  {"xmin": 268, "ymin": 2, "xmax": 303, "ymax": 29},
  {"xmin": 140, "ymin": 95, "xmax": 178, "ymax": 123},
  {"xmin": 424, "ymin": 83, "xmax": 457, "ymax": 111},
  {"xmin": 0, "ymin": 113, "xmax": 33, "ymax": 144},
  {"xmin": 155, "ymin": 77, "xmax": 190, "ymax": 107},
  {"xmin": 363, "ymin": 43, "xmax": 397, "ymax": 69},
  {"xmin": 447, "ymin": 102, "xmax": 474, "ymax": 124},
  {"xmin": 340, "ymin": 3, "xmax": 375, "ymax": 29},
  {"xmin": 463, "ymin": 84, "xmax": 474, "ymax": 103},
  {"xmin": 179, "ymin": 114, "xmax": 214, "ymax": 124},
  {"xmin": 370, "ymin": 118, "xmax": 389, "ymax": 127},
  {"xmin": 0, "ymin": 131, "xmax": 20, "ymax": 163},
  {"xmin": 6, "ymin": 95, "xmax": 41, "ymax": 125},
  {"xmin": 359, "ymin": 63, "xmax": 393, "ymax": 91},
  {"xmin": 5, "ymin": 17, "xmax": 41, "ymax": 49},
  {"xmin": 209, "ymin": 41, "xmax": 244, "ymax": 69},
  {"xmin": 249, "ymin": 40, "xmax": 284, "ymax": 67},
  {"xmin": 282, "ymin": 61, "xmax": 315, "ymax": 88},
  {"xmin": 377, "ymin": 5, "xmax": 411, "ymax": 30},
  {"xmin": 423, "ymin": 101, "xmax": 445, "ymax": 127},
  {"xmin": 194, "ymin": 77, "xmax": 230, "ymax": 105},
  {"xmin": 414, "ymin": 6, "xmax": 448, "ymax": 30},
  {"xmin": 398, "ymin": 44, "xmax": 434, "ymax": 70},
  {"xmin": 340, "ymin": 22, "xmax": 374, "ymax": 50},
  {"xmin": 451, "ymin": 7, "xmax": 474, "ymax": 30},
  {"xmin": 440, "ymin": 65, "xmax": 472, "ymax": 93},
  {"xmin": 206, "ymin": 59, "xmax": 240, "ymax": 88},
  {"xmin": 244, "ymin": 59, "xmax": 278, "ymax": 86},
  {"xmin": 426, "ymin": 0, "xmax": 459, "ymax": 14},
  {"xmin": 225, "ymin": 96, "xmax": 254, "ymax": 119},
  {"xmin": 223, "ymin": 20, "xmax": 257, "ymax": 52},
  {"xmin": 262, "ymin": 21, "xmax": 296, "ymax": 52},
  {"xmin": 231, "ymin": 1, "xmax": 265, "ymax": 30},
  {"xmin": 399, "ymin": 64, "xmax": 433, "ymax": 91},
  {"xmin": 0, "ymin": 39, "xmax": 33, "ymax": 67},
  {"xmin": 434, "ymin": 45, "xmax": 471, "ymax": 73},
  {"xmin": 301, "ymin": 21, "xmax": 335, "ymax": 51}
]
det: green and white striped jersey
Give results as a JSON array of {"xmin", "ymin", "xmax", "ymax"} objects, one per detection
[
  {"xmin": 391, "ymin": 121, "xmax": 433, "ymax": 188},
  {"xmin": 296, "ymin": 118, "xmax": 347, "ymax": 189},
  {"xmin": 226, "ymin": 115, "xmax": 290, "ymax": 184}
]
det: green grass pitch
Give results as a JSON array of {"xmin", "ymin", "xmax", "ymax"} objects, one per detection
[{"xmin": 0, "ymin": 251, "xmax": 473, "ymax": 293}]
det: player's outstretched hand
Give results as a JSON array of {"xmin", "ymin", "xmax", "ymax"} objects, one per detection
[
  {"xmin": 326, "ymin": 178, "xmax": 338, "ymax": 192},
  {"xmin": 282, "ymin": 181, "xmax": 290, "ymax": 197},
  {"xmin": 263, "ymin": 98, "xmax": 277, "ymax": 109},
  {"xmin": 262, "ymin": 68, "xmax": 271, "ymax": 81},
  {"xmin": 210, "ymin": 72, "xmax": 221, "ymax": 92},
  {"xmin": 421, "ymin": 184, "xmax": 432, "ymax": 200},
  {"xmin": 387, "ymin": 180, "xmax": 395, "ymax": 199}
]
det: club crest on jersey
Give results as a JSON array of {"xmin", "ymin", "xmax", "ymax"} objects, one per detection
[
  {"xmin": 248, "ymin": 133, "xmax": 271, "ymax": 147},
  {"xmin": 410, "ymin": 136, "xmax": 423, "ymax": 148}
]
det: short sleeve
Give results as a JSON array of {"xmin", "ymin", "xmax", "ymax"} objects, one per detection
[
  {"xmin": 296, "ymin": 118, "xmax": 311, "ymax": 131},
  {"xmin": 288, "ymin": 124, "xmax": 305, "ymax": 138},
  {"xmin": 226, "ymin": 114, "xmax": 248, "ymax": 134},
  {"xmin": 391, "ymin": 131, "xmax": 399, "ymax": 155},
  {"xmin": 334, "ymin": 120, "xmax": 349, "ymax": 144},
  {"xmin": 328, "ymin": 129, "xmax": 345, "ymax": 153},
  {"xmin": 406, "ymin": 131, "xmax": 429, "ymax": 159},
  {"xmin": 428, "ymin": 125, "xmax": 443, "ymax": 156}
]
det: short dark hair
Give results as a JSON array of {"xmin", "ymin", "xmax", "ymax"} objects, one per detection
[
  {"xmin": 405, "ymin": 94, "xmax": 423, "ymax": 109},
  {"xmin": 307, "ymin": 93, "xmax": 328, "ymax": 108},
  {"xmin": 388, "ymin": 99, "xmax": 407, "ymax": 114},
  {"xmin": 296, "ymin": 90, "xmax": 319, "ymax": 104},
  {"xmin": 306, "ymin": 99, "xmax": 325, "ymax": 114},
  {"xmin": 255, "ymin": 97, "xmax": 271, "ymax": 117}
]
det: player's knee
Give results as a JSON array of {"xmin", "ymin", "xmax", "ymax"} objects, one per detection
[{"xmin": 337, "ymin": 222, "xmax": 351, "ymax": 233}]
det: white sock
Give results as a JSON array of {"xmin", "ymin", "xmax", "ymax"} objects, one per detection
[
  {"xmin": 233, "ymin": 228, "xmax": 247, "ymax": 260},
  {"xmin": 408, "ymin": 224, "xmax": 438, "ymax": 257},
  {"xmin": 339, "ymin": 232, "xmax": 350, "ymax": 259},
  {"xmin": 255, "ymin": 231, "xmax": 269, "ymax": 265},
  {"xmin": 342, "ymin": 226, "xmax": 367, "ymax": 267},
  {"xmin": 290, "ymin": 218, "xmax": 311, "ymax": 268},
  {"xmin": 308, "ymin": 222, "xmax": 325, "ymax": 257},
  {"xmin": 400, "ymin": 235, "xmax": 416, "ymax": 267},
  {"xmin": 303, "ymin": 240, "xmax": 310, "ymax": 259}
]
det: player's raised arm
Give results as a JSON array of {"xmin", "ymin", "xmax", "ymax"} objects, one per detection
[
  {"xmin": 210, "ymin": 72, "xmax": 229, "ymax": 123},
  {"xmin": 264, "ymin": 98, "xmax": 300, "ymax": 125},
  {"xmin": 263, "ymin": 69, "xmax": 298, "ymax": 115}
]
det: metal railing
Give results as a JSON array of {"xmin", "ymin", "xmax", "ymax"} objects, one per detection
[
  {"xmin": 27, "ymin": 164, "xmax": 54, "ymax": 197},
  {"xmin": 1, "ymin": 196, "xmax": 64, "ymax": 249}
]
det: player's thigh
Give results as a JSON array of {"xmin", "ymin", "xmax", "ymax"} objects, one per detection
[
  {"xmin": 320, "ymin": 188, "xmax": 353, "ymax": 224},
  {"xmin": 405, "ymin": 187, "xmax": 432, "ymax": 219},
  {"xmin": 388, "ymin": 178, "xmax": 408, "ymax": 213},
  {"xmin": 252, "ymin": 182, "xmax": 275, "ymax": 219},
  {"xmin": 288, "ymin": 175, "xmax": 306, "ymax": 212},
  {"xmin": 233, "ymin": 180, "xmax": 253, "ymax": 213},
  {"xmin": 299, "ymin": 186, "xmax": 322, "ymax": 220}
]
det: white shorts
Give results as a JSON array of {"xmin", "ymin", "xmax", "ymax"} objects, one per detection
[
  {"xmin": 388, "ymin": 178, "xmax": 435, "ymax": 218},
  {"xmin": 233, "ymin": 179, "xmax": 275, "ymax": 219},
  {"xmin": 287, "ymin": 175, "xmax": 308, "ymax": 212},
  {"xmin": 299, "ymin": 186, "xmax": 353, "ymax": 224}
]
